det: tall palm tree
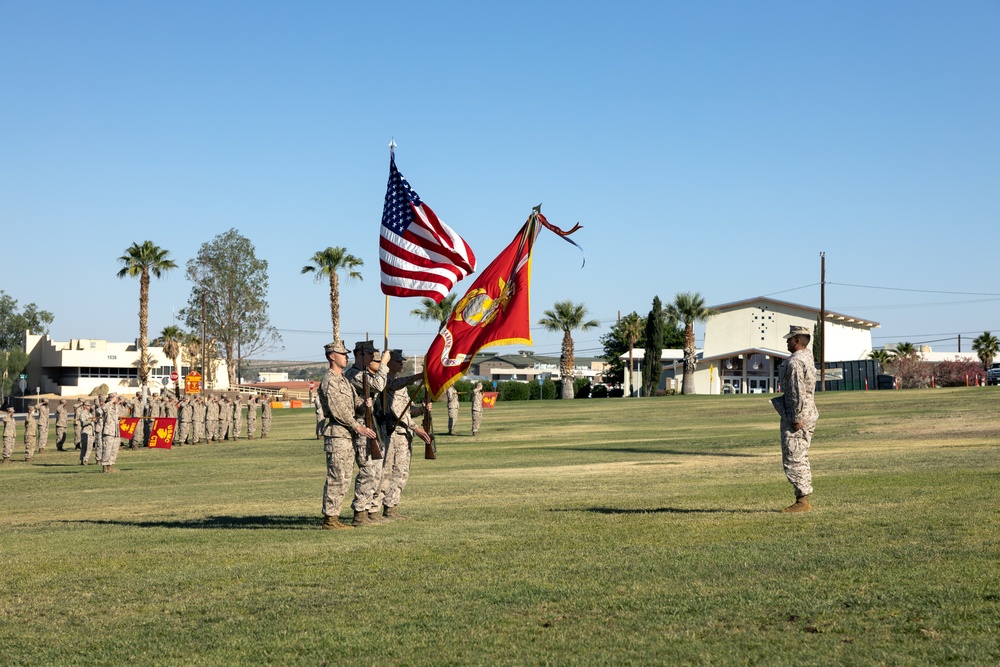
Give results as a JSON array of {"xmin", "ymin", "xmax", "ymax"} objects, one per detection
[
  {"xmin": 971, "ymin": 331, "xmax": 1000, "ymax": 369},
  {"xmin": 868, "ymin": 348, "xmax": 893, "ymax": 365},
  {"xmin": 117, "ymin": 241, "xmax": 177, "ymax": 388},
  {"xmin": 410, "ymin": 294, "xmax": 458, "ymax": 332},
  {"xmin": 538, "ymin": 301, "xmax": 600, "ymax": 399},
  {"xmin": 665, "ymin": 292, "xmax": 718, "ymax": 395},
  {"xmin": 159, "ymin": 325, "xmax": 184, "ymax": 398},
  {"xmin": 301, "ymin": 247, "xmax": 364, "ymax": 341},
  {"xmin": 619, "ymin": 312, "xmax": 644, "ymax": 397},
  {"xmin": 893, "ymin": 342, "xmax": 918, "ymax": 359}
]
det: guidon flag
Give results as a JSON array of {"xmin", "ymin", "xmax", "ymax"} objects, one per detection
[
  {"xmin": 423, "ymin": 206, "xmax": 583, "ymax": 400},
  {"xmin": 380, "ymin": 151, "xmax": 476, "ymax": 303}
]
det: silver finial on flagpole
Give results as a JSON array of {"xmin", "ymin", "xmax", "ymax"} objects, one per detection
[{"xmin": 389, "ymin": 138, "xmax": 397, "ymax": 153}]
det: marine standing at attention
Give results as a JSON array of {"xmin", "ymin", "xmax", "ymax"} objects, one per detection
[
  {"xmin": 318, "ymin": 340, "xmax": 376, "ymax": 530},
  {"xmin": 55, "ymin": 400, "xmax": 68, "ymax": 451},
  {"xmin": 771, "ymin": 325, "xmax": 819, "ymax": 513},
  {"xmin": 471, "ymin": 382, "xmax": 484, "ymax": 436},
  {"xmin": 2, "ymin": 407, "xmax": 16, "ymax": 464},
  {"xmin": 446, "ymin": 385, "xmax": 459, "ymax": 435},
  {"xmin": 344, "ymin": 340, "xmax": 391, "ymax": 527}
]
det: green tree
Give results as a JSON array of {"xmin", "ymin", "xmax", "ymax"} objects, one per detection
[
  {"xmin": 971, "ymin": 332, "xmax": 999, "ymax": 369},
  {"xmin": 599, "ymin": 314, "xmax": 646, "ymax": 386},
  {"xmin": 117, "ymin": 241, "xmax": 177, "ymax": 388},
  {"xmin": 665, "ymin": 292, "xmax": 718, "ymax": 395},
  {"xmin": 158, "ymin": 325, "xmax": 185, "ymax": 398},
  {"xmin": 183, "ymin": 229, "xmax": 282, "ymax": 388},
  {"xmin": 643, "ymin": 298, "xmax": 666, "ymax": 397},
  {"xmin": 301, "ymin": 246, "xmax": 364, "ymax": 342},
  {"xmin": 618, "ymin": 312, "xmax": 644, "ymax": 396},
  {"xmin": 868, "ymin": 348, "xmax": 893, "ymax": 365},
  {"xmin": 893, "ymin": 342, "xmax": 918, "ymax": 359},
  {"xmin": 538, "ymin": 301, "xmax": 600, "ymax": 400},
  {"xmin": 410, "ymin": 294, "xmax": 458, "ymax": 332},
  {"xmin": 0, "ymin": 290, "xmax": 54, "ymax": 350}
]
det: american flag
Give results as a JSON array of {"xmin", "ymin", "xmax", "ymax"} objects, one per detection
[{"xmin": 380, "ymin": 154, "xmax": 476, "ymax": 303}]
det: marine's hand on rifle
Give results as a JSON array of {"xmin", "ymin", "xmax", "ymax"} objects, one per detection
[
  {"xmin": 365, "ymin": 397, "xmax": 373, "ymax": 408},
  {"xmin": 414, "ymin": 426, "xmax": 432, "ymax": 445},
  {"xmin": 359, "ymin": 425, "xmax": 377, "ymax": 440},
  {"xmin": 380, "ymin": 349, "xmax": 391, "ymax": 365}
]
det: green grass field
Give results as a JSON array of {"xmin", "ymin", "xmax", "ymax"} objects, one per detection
[{"xmin": 2, "ymin": 388, "xmax": 999, "ymax": 666}]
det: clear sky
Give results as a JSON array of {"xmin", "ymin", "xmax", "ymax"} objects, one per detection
[{"xmin": 2, "ymin": 1, "xmax": 998, "ymax": 364}]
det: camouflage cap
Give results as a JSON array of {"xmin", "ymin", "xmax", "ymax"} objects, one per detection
[
  {"xmin": 324, "ymin": 340, "xmax": 349, "ymax": 356},
  {"xmin": 389, "ymin": 349, "xmax": 407, "ymax": 363},
  {"xmin": 6, "ymin": 407, "xmax": 13, "ymax": 413},
  {"xmin": 354, "ymin": 340, "xmax": 377, "ymax": 354},
  {"xmin": 783, "ymin": 325, "xmax": 811, "ymax": 340}
]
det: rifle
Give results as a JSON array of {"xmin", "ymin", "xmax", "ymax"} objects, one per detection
[
  {"xmin": 362, "ymin": 369, "xmax": 383, "ymax": 460},
  {"xmin": 422, "ymin": 386, "xmax": 437, "ymax": 460}
]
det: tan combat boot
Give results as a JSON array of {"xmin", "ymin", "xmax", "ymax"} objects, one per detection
[
  {"xmin": 383, "ymin": 506, "xmax": 406, "ymax": 521},
  {"xmin": 352, "ymin": 510, "xmax": 372, "ymax": 527},
  {"xmin": 322, "ymin": 516, "xmax": 351, "ymax": 530},
  {"xmin": 781, "ymin": 495, "xmax": 811, "ymax": 513},
  {"xmin": 368, "ymin": 510, "xmax": 386, "ymax": 524},
  {"xmin": 1, "ymin": 457, "xmax": 10, "ymax": 465}
]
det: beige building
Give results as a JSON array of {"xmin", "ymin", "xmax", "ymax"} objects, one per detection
[
  {"xmin": 627, "ymin": 298, "xmax": 879, "ymax": 395},
  {"xmin": 22, "ymin": 332, "xmax": 230, "ymax": 397}
]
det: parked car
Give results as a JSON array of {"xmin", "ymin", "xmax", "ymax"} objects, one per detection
[{"xmin": 987, "ymin": 363, "xmax": 1000, "ymax": 386}]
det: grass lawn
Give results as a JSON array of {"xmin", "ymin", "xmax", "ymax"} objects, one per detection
[{"xmin": 1, "ymin": 388, "xmax": 999, "ymax": 665}]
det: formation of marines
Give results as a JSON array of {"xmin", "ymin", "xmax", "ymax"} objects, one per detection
[{"xmin": 0, "ymin": 390, "xmax": 276, "ymax": 470}]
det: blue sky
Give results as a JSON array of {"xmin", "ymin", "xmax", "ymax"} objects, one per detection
[{"xmin": 2, "ymin": 1, "xmax": 998, "ymax": 363}]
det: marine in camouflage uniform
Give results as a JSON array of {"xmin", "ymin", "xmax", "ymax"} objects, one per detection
[
  {"xmin": 231, "ymin": 397, "xmax": 242, "ymax": 440},
  {"xmin": 771, "ymin": 325, "xmax": 819, "ymax": 513},
  {"xmin": 376, "ymin": 350, "xmax": 432, "ymax": 520},
  {"xmin": 206, "ymin": 396, "xmax": 220, "ymax": 442},
  {"xmin": 317, "ymin": 340, "xmax": 373, "ymax": 530},
  {"xmin": 245, "ymin": 396, "xmax": 257, "ymax": 439},
  {"xmin": 100, "ymin": 395, "xmax": 122, "ymax": 472},
  {"xmin": 93, "ymin": 398, "xmax": 105, "ymax": 464},
  {"xmin": 344, "ymin": 340, "xmax": 391, "ymax": 526},
  {"xmin": 260, "ymin": 397, "xmax": 272, "ymax": 438},
  {"xmin": 446, "ymin": 386, "xmax": 460, "ymax": 435},
  {"xmin": 79, "ymin": 403, "xmax": 96, "ymax": 465},
  {"xmin": 313, "ymin": 393, "xmax": 325, "ymax": 440},
  {"xmin": 37, "ymin": 400, "xmax": 49, "ymax": 453},
  {"xmin": 2, "ymin": 407, "xmax": 16, "ymax": 463},
  {"xmin": 193, "ymin": 397, "xmax": 207, "ymax": 443},
  {"xmin": 73, "ymin": 401, "xmax": 84, "ymax": 450},
  {"xmin": 471, "ymin": 382, "xmax": 484, "ymax": 436},
  {"xmin": 24, "ymin": 407, "xmax": 38, "ymax": 461},
  {"xmin": 55, "ymin": 400, "xmax": 68, "ymax": 451},
  {"xmin": 218, "ymin": 396, "xmax": 232, "ymax": 440},
  {"xmin": 178, "ymin": 398, "xmax": 193, "ymax": 445}
]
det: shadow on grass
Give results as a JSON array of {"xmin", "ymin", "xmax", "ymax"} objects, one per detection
[
  {"xmin": 70, "ymin": 515, "xmax": 319, "ymax": 530},
  {"xmin": 557, "ymin": 506, "xmax": 776, "ymax": 515},
  {"xmin": 560, "ymin": 447, "xmax": 763, "ymax": 458}
]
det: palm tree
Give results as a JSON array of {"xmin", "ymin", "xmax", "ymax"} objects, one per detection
[
  {"xmin": 893, "ymin": 342, "xmax": 918, "ymax": 359},
  {"xmin": 538, "ymin": 301, "xmax": 600, "ymax": 399},
  {"xmin": 159, "ymin": 325, "xmax": 184, "ymax": 398},
  {"xmin": 665, "ymin": 292, "xmax": 718, "ymax": 395},
  {"xmin": 868, "ymin": 348, "xmax": 893, "ymax": 365},
  {"xmin": 619, "ymin": 312, "xmax": 644, "ymax": 397},
  {"xmin": 301, "ymin": 247, "xmax": 364, "ymax": 341},
  {"xmin": 117, "ymin": 241, "xmax": 177, "ymax": 388},
  {"xmin": 971, "ymin": 331, "xmax": 1000, "ymax": 369},
  {"xmin": 410, "ymin": 294, "xmax": 458, "ymax": 332}
]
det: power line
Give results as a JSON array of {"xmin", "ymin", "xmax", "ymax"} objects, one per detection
[
  {"xmin": 829, "ymin": 282, "xmax": 1000, "ymax": 297},
  {"xmin": 761, "ymin": 283, "xmax": 820, "ymax": 297}
]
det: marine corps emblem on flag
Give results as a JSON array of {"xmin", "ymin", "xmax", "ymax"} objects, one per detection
[
  {"xmin": 147, "ymin": 417, "xmax": 177, "ymax": 449},
  {"xmin": 119, "ymin": 417, "xmax": 139, "ymax": 440}
]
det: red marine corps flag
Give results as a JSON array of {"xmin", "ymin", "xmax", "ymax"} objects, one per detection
[
  {"xmin": 423, "ymin": 206, "xmax": 583, "ymax": 399},
  {"xmin": 147, "ymin": 417, "xmax": 177, "ymax": 449},
  {"xmin": 380, "ymin": 148, "xmax": 476, "ymax": 303}
]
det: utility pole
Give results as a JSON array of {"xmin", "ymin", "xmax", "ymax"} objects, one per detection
[
  {"xmin": 958, "ymin": 333, "xmax": 962, "ymax": 353},
  {"xmin": 819, "ymin": 252, "xmax": 826, "ymax": 392}
]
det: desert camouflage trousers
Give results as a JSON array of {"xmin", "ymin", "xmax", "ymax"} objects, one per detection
[
  {"xmin": 377, "ymin": 431, "xmax": 412, "ymax": 509},
  {"xmin": 24, "ymin": 433, "xmax": 37, "ymax": 459},
  {"xmin": 246, "ymin": 415, "xmax": 256, "ymax": 439},
  {"xmin": 101, "ymin": 436, "xmax": 120, "ymax": 466},
  {"xmin": 471, "ymin": 409, "xmax": 482, "ymax": 435},
  {"xmin": 194, "ymin": 420, "xmax": 205, "ymax": 443},
  {"xmin": 780, "ymin": 419, "xmax": 815, "ymax": 497},
  {"xmin": 38, "ymin": 423, "xmax": 49, "ymax": 451},
  {"xmin": 322, "ymin": 436, "xmax": 354, "ymax": 519},
  {"xmin": 206, "ymin": 418, "xmax": 218, "ymax": 441},
  {"xmin": 3, "ymin": 434, "xmax": 14, "ymax": 459},
  {"xmin": 447, "ymin": 406, "xmax": 458, "ymax": 434},
  {"xmin": 351, "ymin": 435, "xmax": 384, "ymax": 513},
  {"xmin": 179, "ymin": 421, "xmax": 192, "ymax": 445},
  {"xmin": 261, "ymin": 417, "xmax": 271, "ymax": 438},
  {"xmin": 80, "ymin": 430, "xmax": 94, "ymax": 464},
  {"xmin": 55, "ymin": 425, "xmax": 67, "ymax": 450}
]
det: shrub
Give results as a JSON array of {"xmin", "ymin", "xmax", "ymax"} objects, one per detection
[
  {"xmin": 574, "ymin": 377, "xmax": 592, "ymax": 398},
  {"xmin": 591, "ymin": 384, "xmax": 609, "ymax": 398},
  {"xmin": 498, "ymin": 381, "xmax": 530, "ymax": 401},
  {"xmin": 529, "ymin": 379, "xmax": 558, "ymax": 400},
  {"xmin": 933, "ymin": 357, "xmax": 987, "ymax": 387},
  {"xmin": 885, "ymin": 356, "xmax": 931, "ymax": 389},
  {"xmin": 608, "ymin": 387, "xmax": 625, "ymax": 398}
]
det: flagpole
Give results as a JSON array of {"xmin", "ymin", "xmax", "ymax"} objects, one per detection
[{"xmin": 384, "ymin": 295, "xmax": 390, "ymax": 353}]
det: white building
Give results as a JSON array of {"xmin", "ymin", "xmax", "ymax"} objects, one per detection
[
  {"xmin": 22, "ymin": 332, "xmax": 230, "ymax": 397},
  {"xmin": 624, "ymin": 297, "xmax": 879, "ymax": 395}
]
